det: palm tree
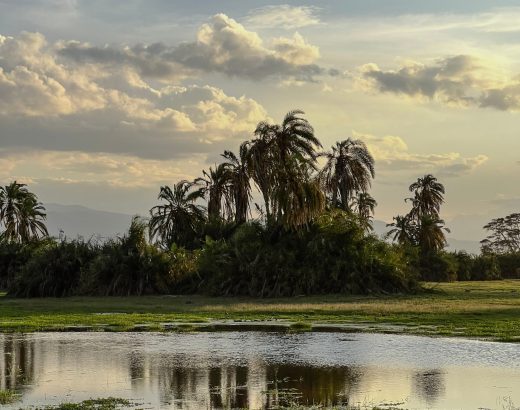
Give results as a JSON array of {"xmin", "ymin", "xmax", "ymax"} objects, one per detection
[
  {"xmin": 245, "ymin": 135, "xmax": 275, "ymax": 221},
  {"xmin": 199, "ymin": 163, "xmax": 232, "ymax": 221},
  {"xmin": 386, "ymin": 215, "xmax": 415, "ymax": 245},
  {"xmin": 320, "ymin": 138, "xmax": 375, "ymax": 211},
  {"xmin": 149, "ymin": 181, "xmax": 206, "ymax": 249},
  {"xmin": 407, "ymin": 174, "xmax": 445, "ymax": 220},
  {"xmin": 222, "ymin": 142, "xmax": 251, "ymax": 224},
  {"xmin": 351, "ymin": 192, "xmax": 377, "ymax": 231},
  {"xmin": 0, "ymin": 181, "xmax": 48, "ymax": 243},
  {"xmin": 417, "ymin": 215, "xmax": 450, "ymax": 253},
  {"xmin": 248, "ymin": 110, "xmax": 321, "ymax": 224},
  {"xmin": 250, "ymin": 110, "xmax": 324, "ymax": 228}
]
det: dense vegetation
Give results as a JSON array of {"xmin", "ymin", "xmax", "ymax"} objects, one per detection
[{"xmin": 0, "ymin": 111, "xmax": 518, "ymax": 297}]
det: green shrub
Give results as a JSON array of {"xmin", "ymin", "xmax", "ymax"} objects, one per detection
[
  {"xmin": 196, "ymin": 211, "xmax": 418, "ymax": 297},
  {"xmin": 9, "ymin": 239, "xmax": 96, "ymax": 297}
]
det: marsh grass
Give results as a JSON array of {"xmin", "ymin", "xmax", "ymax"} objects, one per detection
[
  {"xmin": 0, "ymin": 389, "xmax": 20, "ymax": 405},
  {"xmin": 0, "ymin": 280, "xmax": 519, "ymax": 340},
  {"xmin": 33, "ymin": 397, "xmax": 133, "ymax": 409},
  {"xmin": 289, "ymin": 321, "xmax": 312, "ymax": 332}
]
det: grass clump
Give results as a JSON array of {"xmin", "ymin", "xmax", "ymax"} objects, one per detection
[
  {"xmin": 35, "ymin": 397, "xmax": 133, "ymax": 410},
  {"xmin": 289, "ymin": 321, "xmax": 312, "ymax": 332},
  {"xmin": 0, "ymin": 389, "xmax": 20, "ymax": 405}
]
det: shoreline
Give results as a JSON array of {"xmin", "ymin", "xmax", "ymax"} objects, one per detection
[{"xmin": 1, "ymin": 280, "xmax": 519, "ymax": 342}]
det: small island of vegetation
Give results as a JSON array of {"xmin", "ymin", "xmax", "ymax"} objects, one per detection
[{"xmin": 0, "ymin": 110, "xmax": 518, "ymax": 340}]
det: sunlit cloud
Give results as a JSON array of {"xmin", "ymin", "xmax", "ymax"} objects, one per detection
[
  {"xmin": 0, "ymin": 32, "xmax": 270, "ymax": 159},
  {"xmin": 0, "ymin": 150, "xmax": 205, "ymax": 189},
  {"xmin": 58, "ymin": 14, "xmax": 327, "ymax": 82},
  {"xmin": 244, "ymin": 5, "xmax": 321, "ymax": 30},
  {"xmin": 358, "ymin": 55, "xmax": 520, "ymax": 111},
  {"xmin": 354, "ymin": 131, "xmax": 488, "ymax": 177}
]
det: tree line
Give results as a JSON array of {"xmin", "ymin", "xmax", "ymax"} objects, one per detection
[{"xmin": 0, "ymin": 111, "xmax": 518, "ymax": 296}]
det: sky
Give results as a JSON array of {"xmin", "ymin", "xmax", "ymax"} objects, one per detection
[{"xmin": 0, "ymin": 0, "xmax": 519, "ymax": 241}]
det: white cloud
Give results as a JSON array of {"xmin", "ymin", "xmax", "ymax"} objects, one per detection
[
  {"xmin": 272, "ymin": 32, "xmax": 319, "ymax": 65},
  {"xmin": 354, "ymin": 131, "xmax": 488, "ymax": 177},
  {"xmin": 0, "ymin": 32, "xmax": 270, "ymax": 158},
  {"xmin": 244, "ymin": 5, "xmax": 321, "ymax": 30},
  {"xmin": 58, "ymin": 14, "xmax": 327, "ymax": 81}
]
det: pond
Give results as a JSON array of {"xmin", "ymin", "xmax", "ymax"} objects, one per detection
[{"xmin": 1, "ymin": 331, "xmax": 519, "ymax": 409}]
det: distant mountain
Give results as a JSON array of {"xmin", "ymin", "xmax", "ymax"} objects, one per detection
[
  {"xmin": 43, "ymin": 204, "xmax": 482, "ymax": 253},
  {"xmin": 44, "ymin": 203, "xmax": 134, "ymax": 240}
]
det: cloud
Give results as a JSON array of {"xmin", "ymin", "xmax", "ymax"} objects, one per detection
[
  {"xmin": 58, "ymin": 14, "xmax": 326, "ymax": 82},
  {"xmin": 354, "ymin": 131, "xmax": 488, "ymax": 177},
  {"xmin": 0, "ymin": 149, "xmax": 204, "ymax": 189},
  {"xmin": 0, "ymin": 32, "xmax": 270, "ymax": 159},
  {"xmin": 244, "ymin": 5, "xmax": 321, "ymax": 29},
  {"xmin": 359, "ymin": 55, "xmax": 520, "ymax": 111},
  {"xmin": 272, "ymin": 32, "xmax": 320, "ymax": 65}
]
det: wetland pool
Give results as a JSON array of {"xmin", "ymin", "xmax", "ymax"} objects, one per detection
[{"xmin": 1, "ymin": 331, "xmax": 519, "ymax": 409}]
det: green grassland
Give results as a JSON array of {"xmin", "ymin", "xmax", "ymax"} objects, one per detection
[{"xmin": 0, "ymin": 280, "xmax": 519, "ymax": 341}]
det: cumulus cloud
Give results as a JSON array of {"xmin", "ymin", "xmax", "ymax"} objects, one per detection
[
  {"xmin": 244, "ymin": 5, "xmax": 321, "ymax": 29},
  {"xmin": 359, "ymin": 55, "xmax": 520, "ymax": 111},
  {"xmin": 0, "ymin": 31, "xmax": 270, "ymax": 159},
  {"xmin": 58, "ymin": 14, "xmax": 326, "ymax": 81},
  {"xmin": 354, "ymin": 131, "xmax": 488, "ymax": 177}
]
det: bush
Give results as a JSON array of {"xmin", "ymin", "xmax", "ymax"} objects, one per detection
[
  {"xmin": 196, "ymin": 211, "xmax": 418, "ymax": 297},
  {"xmin": 470, "ymin": 254, "xmax": 501, "ymax": 280},
  {"xmin": 0, "ymin": 241, "xmax": 30, "ymax": 290},
  {"xmin": 9, "ymin": 239, "xmax": 96, "ymax": 297},
  {"xmin": 79, "ymin": 218, "xmax": 168, "ymax": 296},
  {"xmin": 418, "ymin": 252, "xmax": 458, "ymax": 282},
  {"xmin": 496, "ymin": 253, "xmax": 520, "ymax": 279}
]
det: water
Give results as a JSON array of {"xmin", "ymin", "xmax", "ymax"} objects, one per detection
[{"xmin": 1, "ymin": 331, "xmax": 519, "ymax": 409}]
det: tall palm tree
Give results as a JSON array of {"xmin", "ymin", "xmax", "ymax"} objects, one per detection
[
  {"xmin": 199, "ymin": 163, "xmax": 232, "ymax": 221},
  {"xmin": 252, "ymin": 110, "xmax": 324, "ymax": 228},
  {"xmin": 245, "ymin": 135, "xmax": 275, "ymax": 221},
  {"xmin": 407, "ymin": 174, "xmax": 445, "ymax": 220},
  {"xmin": 417, "ymin": 215, "xmax": 450, "ymax": 253},
  {"xmin": 320, "ymin": 138, "xmax": 375, "ymax": 211},
  {"xmin": 386, "ymin": 215, "xmax": 415, "ymax": 245},
  {"xmin": 149, "ymin": 181, "xmax": 206, "ymax": 249},
  {"xmin": 250, "ymin": 110, "xmax": 324, "ymax": 228},
  {"xmin": 0, "ymin": 181, "xmax": 48, "ymax": 243},
  {"xmin": 351, "ymin": 192, "xmax": 377, "ymax": 231},
  {"xmin": 222, "ymin": 142, "xmax": 251, "ymax": 224}
]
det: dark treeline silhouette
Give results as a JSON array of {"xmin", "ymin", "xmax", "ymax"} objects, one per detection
[{"xmin": 0, "ymin": 111, "xmax": 518, "ymax": 296}]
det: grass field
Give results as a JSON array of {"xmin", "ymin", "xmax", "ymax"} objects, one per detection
[{"xmin": 0, "ymin": 280, "xmax": 519, "ymax": 341}]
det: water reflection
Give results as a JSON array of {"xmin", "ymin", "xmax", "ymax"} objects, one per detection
[
  {"xmin": 0, "ymin": 332, "xmax": 519, "ymax": 409},
  {"xmin": 413, "ymin": 369, "xmax": 445, "ymax": 405},
  {"xmin": 0, "ymin": 334, "xmax": 36, "ymax": 391}
]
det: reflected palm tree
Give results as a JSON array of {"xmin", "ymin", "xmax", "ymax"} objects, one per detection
[
  {"xmin": 412, "ymin": 369, "xmax": 445, "ymax": 405},
  {"xmin": 0, "ymin": 334, "xmax": 36, "ymax": 391}
]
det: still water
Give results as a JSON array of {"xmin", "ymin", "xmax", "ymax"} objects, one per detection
[{"xmin": 1, "ymin": 331, "xmax": 519, "ymax": 409}]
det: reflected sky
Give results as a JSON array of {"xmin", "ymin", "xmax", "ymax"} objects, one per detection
[{"xmin": 0, "ymin": 332, "xmax": 519, "ymax": 409}]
